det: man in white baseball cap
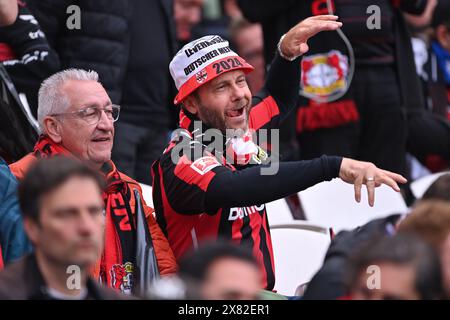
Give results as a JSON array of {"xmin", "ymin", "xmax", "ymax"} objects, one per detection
[
  {"xmin": 152, "ymin": 16, "xmax": 408, "ymax": 291},
  {"xmin": 170, "ymin": 35, "xmax": 254, "ymax": 106}
]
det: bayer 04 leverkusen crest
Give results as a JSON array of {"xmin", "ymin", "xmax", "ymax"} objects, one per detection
[
  {"xmin": 300, "ymin": 50, "xmax": 349, "ymax": 100},
  {"xmin": 195, "ymin": 68, "xmax": 208, "ymax": 84}
]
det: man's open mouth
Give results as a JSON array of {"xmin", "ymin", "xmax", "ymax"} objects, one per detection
[{"xmin": 225, "ymin": 106, "xmax": 245, "ymax": 118}]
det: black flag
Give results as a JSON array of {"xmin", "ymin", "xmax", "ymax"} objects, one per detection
[
  {"xmin": 134, "ymin": 189, "xmax": 160, "ymax": 297},
  {"xmin": 0, "ymin": 66, "xmax": 38, "ymax": 162}
]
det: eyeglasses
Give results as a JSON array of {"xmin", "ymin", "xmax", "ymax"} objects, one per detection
[{"xmin": 51, "ymin": 104, "xmax": 120, "ymax": 125}]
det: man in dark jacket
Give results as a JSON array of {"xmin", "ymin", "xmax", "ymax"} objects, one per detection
[
  {"xmin": 26, "ymin": 0, "xmax": 178, "ymax": 185},
  {"xmin": 0, "ymin": 157, "xmax": 126, "ymax": 300}
]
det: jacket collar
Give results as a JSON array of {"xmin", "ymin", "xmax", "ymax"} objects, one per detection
[{"xmin": 23, "ymin": 254, "xmax": 105, "ymax": 300}]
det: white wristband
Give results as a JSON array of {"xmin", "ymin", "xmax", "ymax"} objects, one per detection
[{"xmin": 277, "ymin": 34, "xmax": 300, "ymax": 61}]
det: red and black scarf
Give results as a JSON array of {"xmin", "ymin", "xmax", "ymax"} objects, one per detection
[{"xmin": 34, "ymin": 135, "xmax": 137, "ymax": 294}]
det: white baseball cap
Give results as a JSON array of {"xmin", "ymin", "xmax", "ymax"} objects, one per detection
[{"xmin": 169, "ymin": 35, "xmax": 254, "ymax": 105}]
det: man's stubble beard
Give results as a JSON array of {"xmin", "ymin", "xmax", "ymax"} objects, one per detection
[{"xmin": 197, "ymin": 102, "xmax": 250, "ymax": 135}]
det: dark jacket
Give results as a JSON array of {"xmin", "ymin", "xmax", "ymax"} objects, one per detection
[
  {"xmin": 0, "ymin": 1, "xmax": 52, "ymax": 161},
  {"xmin": 0, "ymin": 158, "xmax": 32, "ymax": 264},
  {"xmin": 26, "ymin": 0, "xmax": 133, "ymax": 104},
  {"xmin": 0, "ymin": 65, "xmax": 38, "ymax": 162},
  {"xmin": 238, "ymin": 0, "xmax": 426, "ymax": 68},
  {"xmin": 0, "ymin": 0, "xmax": 60, "ymax": 117},
  {"xmin": 0, "ymin": 254, "xmax": 127, "ymax": 300},
  {"xmin": 422, "ymin": 42, "xmax": 450, "ymax": 119},
  {"xmin": 238, "ymin": 0, "xmax": 427, "ymax": 129},
  {"xmin": 405, "ymin": 42, "xmax": 450, "ymax": 165},
  {"xmin": 26, "ymin": 0, "xmax": 178, "ymax": 128}
]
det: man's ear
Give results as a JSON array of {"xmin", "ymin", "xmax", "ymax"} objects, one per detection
[
  {"xmin": 183, "ymin": 95, "xmax": 199, "ymax": 115},
  {"xmin": 42, "ymin": 116, "xmax": 62, "ymax": 143},
  {"xmin": 23, "ymin": 217, "xmax": 40, "ymax": 247}
]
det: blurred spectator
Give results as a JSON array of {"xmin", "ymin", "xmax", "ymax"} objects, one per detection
[
  {"xmin": 303, "ymin": 172, "xmax": 450, "ymax": 300},
  {"xmin": 229, "ymin": 18, "xmax": 265, "ymax": 93},
  {"xmin": 347, "ymin": 234, "xmax": 444, "ymax": 300},
  {"xmin": 404, "ymin": 0, "xmax": 438, "ymax": 30},
  {"xmin": 0, "ymin": 157, "xmax": 32, "ymax": 264},
  {"xmin": 178, "ymin": 242, "xmax": 262, "ymax": 300},
  {"xmin": 424, "ymin": 0, "xmax": 450, "ymax": 119},
  {"xmin": 238, "ymin": 0, "xmax": 429, "ymax": 178},
  {"xmin": 9, "ymin": 69, "xmax": 177, "ymax": 294},
  {"xmin": 223, "ymin": 0, "xmax": 242, "ymax": 19},
  {"xmin": 405, "ymin": 0, "xmax": 450, "ymax": 173},
  {"xmin": 26, "ymin": 0, "xmax": 178, "ymax": 185},
  {"xmin": 146, "ymin": 241, "xmax": 282, "ymax": 300},
  {"xmin": 303, "ymin": 213, "xmax": 404, "ymax": 299},
  {"xmin": 110, "ymin": 0, "xmax": 178, "ymax": 185},
  {"xmin": 0, "ymin": 0, "xmax": 58, "ymax": 162},
  {"xmin": 0, "ymin": 0, "xmax": 16, "ymax": 26},
  {"xmin": 0, "ymin": 0, "xmax": 59, "ymax": 117},
  {"xmin": 189, "ymin": 0, "xmax": 238, "ymax": 43},
  {"xmin": 0, "ymin": 157, "xmax": 126, "ymax": 300},
  {"xmin": 422, "ymin": 173, "xmax": 450, "ymax": 201},
  {"xmin": 0, "ymin": 64, "xmax": 39, "ymax": 163},
  {"xmin": 26, "ymin": 0, "xmax": 131, "ymax": 106},
  {"xmin": 398, "ymin": 200, "xmax": 450, "ymax": 297},
  {"xmin": 175, "ymin": 0, "xmax": 204, "ymax": 43}
]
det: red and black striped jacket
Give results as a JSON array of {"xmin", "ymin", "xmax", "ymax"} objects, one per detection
[{"xmin": 152, "ymin": 53, "xmax": 342, "ymax": 290}]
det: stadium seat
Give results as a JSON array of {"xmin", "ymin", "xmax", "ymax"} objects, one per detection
[
  {"xmin": 266, "ymin": 198, "xmax": 295, "ymax": 225},
  {"xmin": 139, "ymin": 183, "xmax": 154, "ymax": 208},
  {"xmin": 271, "ymin": 221, "xmax": 331, "ymax": 296},
  {"xmin": 299, "ymin": 179, "xmax": 408, "ymax": 233}
]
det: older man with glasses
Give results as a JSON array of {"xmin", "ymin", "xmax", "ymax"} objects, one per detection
[{"xmin": 9, "ymin": 69, "xmax": 177, "ymax": 295}]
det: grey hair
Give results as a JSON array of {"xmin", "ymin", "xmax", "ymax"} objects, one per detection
[{"xmin": 37, "ymin": 69, "xmax": 99, "ymax": 132}]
